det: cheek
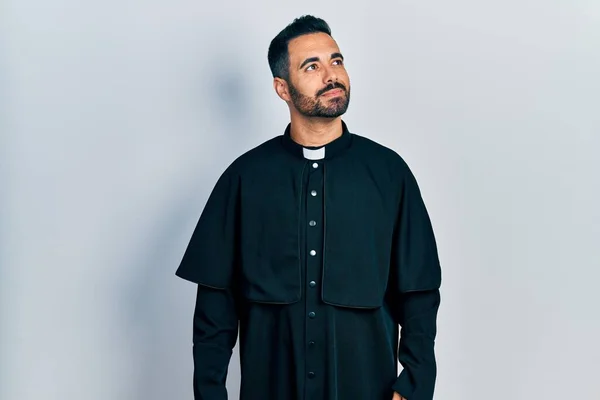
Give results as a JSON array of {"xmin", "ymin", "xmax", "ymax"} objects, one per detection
[
  {"xmin": 299, "ymin": 80, "xmax": 323, "ymax": 96},
  {"xmin": 340, "ymin": 71, "xmax": 350, "ymax": 85}
]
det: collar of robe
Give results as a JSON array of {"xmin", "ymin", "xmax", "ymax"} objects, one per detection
[{"xmin": 280, "ymin": 120, "xmax": 353, "ymax": 160}]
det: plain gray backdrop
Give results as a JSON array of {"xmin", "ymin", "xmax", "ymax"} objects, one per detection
[{"xmin": 2, "ymin": 1, "xmax": 599, "ymax": 399}]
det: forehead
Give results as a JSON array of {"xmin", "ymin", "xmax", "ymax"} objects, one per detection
[{"xmin": 287, "ymin": 32, "xmax": 341, "ymax": 65}]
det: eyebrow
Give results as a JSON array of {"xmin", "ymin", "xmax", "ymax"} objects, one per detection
[{"xmin": 299, "ymin": 52, "xmax": 344, "ymax": 69}]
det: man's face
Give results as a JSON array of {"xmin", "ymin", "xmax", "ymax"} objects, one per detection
[{"xmin": 284, "ymin": 32, "xmax": 350, "ymax": 118}]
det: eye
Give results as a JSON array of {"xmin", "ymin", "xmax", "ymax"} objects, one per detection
[
  {"xmin": 306, "ymin": 64, "xmax": 317, "ymax": 71},
  {"xmin": 333, "ymin": 59, "xmax": 344, "ymax": 66}
]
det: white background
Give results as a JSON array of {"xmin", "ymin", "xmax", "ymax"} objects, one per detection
[{"xmin": 2, "ymin": 1, "xmax": 599, "ymax": 399}]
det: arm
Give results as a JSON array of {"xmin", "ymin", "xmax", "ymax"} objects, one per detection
[
  {"xmin": 192, "ymin": 284, "xmax": 239, "ymax": 400},
  {"xmin": 391, "ymin": 289, "xmax": 441, "ymax": 400},
  {"xmin": 175, "ymin": 166, "xmax": 242, "ymax": 399},
  {"xmin": 389, "ymin": 159, "xmax": 442, "ymax": 400}
]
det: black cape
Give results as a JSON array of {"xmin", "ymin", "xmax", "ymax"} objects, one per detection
[{"xmin": 176, "ymin": 121, "xmax": 442, "ymax": 400}]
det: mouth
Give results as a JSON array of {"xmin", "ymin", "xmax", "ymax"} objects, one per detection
[{"xmin": 321, "ymin": 88, "xmax": 344, "ymax": 97}]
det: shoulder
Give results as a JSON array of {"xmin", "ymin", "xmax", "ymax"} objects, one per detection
[
  {"xmin": 220, "ymin": 136, "xmax": 283, "ymax": 178},
  {"xmin": 350, "ymin": 133, "xmax": 427, "ymax": 203},
  {"xmin": 350, "ymin": 133, "xmax": 412, "ymax": 175}
]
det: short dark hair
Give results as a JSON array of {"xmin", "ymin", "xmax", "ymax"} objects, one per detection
[{"xmin": 267, "ymin": 15, "xmax": 332, "ymax": 81}]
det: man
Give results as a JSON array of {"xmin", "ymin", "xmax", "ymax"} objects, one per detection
[{"xmin": 176, "ymin": 15, "xmax": 442, "ymax": 400}]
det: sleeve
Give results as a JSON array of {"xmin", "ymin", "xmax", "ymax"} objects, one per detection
[
  {"xmin": 175, "ymin": 166, "xmax": 241, "ymax": 399},
  {"xmin": 389, "ymin": 160, "xmax": 442, "ymax": 399},
  {"xmin": 192, "ymin": 284, "xmax": 239, "ymax": 400},
  {"xmin": 175, "ymin": 166, "xmax": 240, "ymax": 289},
  {"xmin": 390, "ymin": 289, "xmax": 441, "ymax": 400}
]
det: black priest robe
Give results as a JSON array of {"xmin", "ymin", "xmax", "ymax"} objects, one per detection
[{"xmin": 176, "ymin": 121, "xmax": 442, "ymax": 400}]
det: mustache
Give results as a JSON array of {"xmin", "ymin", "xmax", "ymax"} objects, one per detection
[{"xmin": 317, "ymin": 82, "xmax": 347, "ymax": 97}]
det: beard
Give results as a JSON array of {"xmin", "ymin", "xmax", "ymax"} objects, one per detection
[{"xmin": 288, "ymin": 81, "xmax": 350, "ymax": 118}]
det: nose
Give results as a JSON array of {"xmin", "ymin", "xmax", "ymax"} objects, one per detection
[{"xmin": 323, "ymin": 64, "xmax": 338, "ymax": 84}]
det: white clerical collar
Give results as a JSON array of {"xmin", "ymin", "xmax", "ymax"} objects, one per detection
[{"xmin": 302, "ymin": 147, "xmax": 325, "ymax": 160}]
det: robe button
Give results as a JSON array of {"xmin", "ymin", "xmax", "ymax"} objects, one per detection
[
  {"xmin": 308, "ymin": 371, "xmax": 315, "ymax": 379},
  {"xmin": 310, "ymin": 250, "xmax": 316, "ymax": 256},
  {"xmin": 309, "ymin": 220, "xmax": 316, "ymax": 226},
  {"xmin": 311, "ymin": 190, "xmax": 317, "ymax": 196},
  {"xmin": 308, "ymin": 340, "xmax": 315, "ymax": 347},
  {"xmin": 312, "ymin": 162, "xmax": 318, "ymax": 168},
  {"xmin": 309, "ymin": 281, "xmax": 316, "ymax": 288},
  {"xmin": 308, "ymin": 312, "xmax": 316, "ymax": 318}
]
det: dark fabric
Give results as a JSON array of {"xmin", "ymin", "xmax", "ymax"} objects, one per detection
[
  {"xmin": 177, "ymin": 120, "xmax": 442, "ymax": 399},
  {"xmin": 192, "ymin": 286, "xmax": 239, "ymax": 400},
  {"xmin": 390, "ymin": 289, "xmax": 441, "ymax": 399}
]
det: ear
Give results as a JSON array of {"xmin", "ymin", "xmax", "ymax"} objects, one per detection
[{"xmin": 273, "ymin": 78, "xmax": 291, "ymax": 102}]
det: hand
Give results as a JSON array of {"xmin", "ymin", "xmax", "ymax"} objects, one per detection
[{"xmin": 392, "ymin": 391, "xmax": 407, "ymax": 400}]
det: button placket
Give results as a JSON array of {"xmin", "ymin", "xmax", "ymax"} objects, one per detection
[{"xmin": 305, "ymin": 158, "xmax": 324, "ymax": 391}]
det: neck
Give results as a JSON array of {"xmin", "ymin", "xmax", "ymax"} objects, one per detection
[{"xmin": 288, "ymin": 113, "xmax": 343, "ymax": 147}]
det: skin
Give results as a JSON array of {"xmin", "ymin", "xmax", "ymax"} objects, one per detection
[
  {"xmin": 273, "ymin": 31, "xmax": 351, "ymax": 147},
  {"xmin": 392, "ymin": 392, "xmax": 405, "ymax": 400},
  {"xmin": 273, "ymin": 32, "xmax": 407, "ymax": 400}
]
